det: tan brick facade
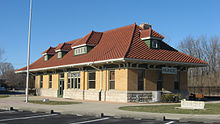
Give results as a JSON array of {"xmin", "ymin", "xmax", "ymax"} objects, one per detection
[{"xmin": 34, "ymin": 68, "xmax": 188, "ymax": 102}]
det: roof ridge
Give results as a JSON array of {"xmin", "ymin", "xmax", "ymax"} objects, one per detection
[
  {"xmin": 86, "ymin": 31, "xmax": 95, "ymax": 44},
  {"xmin": 123, "ymin": 24, "xmax": 137, "ymax": 58}
]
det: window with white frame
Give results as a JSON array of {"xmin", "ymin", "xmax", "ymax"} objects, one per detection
[
  {"xmin": 74, "ymin": 47, "xmax": 87, "ymax": 55},
  {"xmin": 152, "ymin": 40, "xmax": 159, "ymax": 49},
  {"xmin": 57, "ymin": 51, "xmax": 62, "ymax": 58},
  {"xmin": 67, "ymin": 72, "xmax": 80, "ymax": 89},
  {"xmin": 109, "ymin": 70, "xmax": 115, "ymax": 89},
  {"xmin": 88, "ymin": 72, "xmax": 96, "ymax": 89}
]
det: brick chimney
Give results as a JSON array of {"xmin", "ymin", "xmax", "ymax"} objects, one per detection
[{"xmin": 139, "ymin": 23, "xmax": 152, "ymax": 30}]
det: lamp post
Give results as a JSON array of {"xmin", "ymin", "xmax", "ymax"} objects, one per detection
[{"xmin": 25, "ymin": 0, "xmax": 33, "ymax": 103}]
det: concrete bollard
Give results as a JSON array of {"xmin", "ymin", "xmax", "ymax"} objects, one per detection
[
  {"xmin": 162, "ymin": 116, "xmax": 166, "ymax": 121},
  {"xmin": 100, "ymin": 113, "xmax": 104, "ymax": 118},
  {"xmin": 50, "ymin": 110, "xmax": 54, "ymax": 114},
  {"xmin": 9, "ymin": 107, "xmax": 13, "ymax": 111}
]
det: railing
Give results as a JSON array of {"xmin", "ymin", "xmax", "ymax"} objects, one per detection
[
  {"xmin": 188, "ymin": 86, "xmax": 220, "ymax": 97},
  {"xmin": 127, "ymin": 91, "xmax": 152, "ymax": 103}
]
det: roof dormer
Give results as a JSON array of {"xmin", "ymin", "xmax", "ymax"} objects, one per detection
[
  {"xmin": 55, "ymin": 43, "xmax": 71, "ymax": 58},
  {"xmin": 41, "ymin": 47, "xmax": 55, "ymax": 61},
  {"xmin": 71, "ymin": 31, "xmax": 103, "ymax": 56},
  {"xmin": 139, "ymin": 23, "xmax": 164, "ymax": 49}
]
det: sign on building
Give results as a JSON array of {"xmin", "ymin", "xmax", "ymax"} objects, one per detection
[{"xmin": 162, "ymin": 67, "xmax": 177, "ymax": 74}]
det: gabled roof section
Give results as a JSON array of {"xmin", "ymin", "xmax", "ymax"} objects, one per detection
[
  {"xmin": 16, "ymin": 24, "xmax": 207, "ymax": 73},
  {"xmin": 55, "ymin": 43, "xmax": 72, "ymax": 52},
  {"xmin": 125, "ymin": 25, "xmax": 207, "ymax": 64},
  {"xmin": 16, "ymin": 24, "xmax": 136, "ymax": 72},
  {"xmin": 41, "ymin": 47, "xmax": 56, "ymax": 55},
  {"xmin": 71, "ymin": 31, "xmax": 103, "ymax": 48}
]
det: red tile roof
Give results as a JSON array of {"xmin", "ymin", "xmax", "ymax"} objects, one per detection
[
  {"xmin": 17, "ymin": 24, "xmax": 207, "ymax": 72},
  {"xmin": 55, "ymin": 43, "xmax": 72, "ymax": 52},
  {"xmin": 41, "ymin": 47, "xmax": 56, "ymax": 55},
  {"xmin": 71, "ymin": 31, "xmax": 103, "ymax": 48}
]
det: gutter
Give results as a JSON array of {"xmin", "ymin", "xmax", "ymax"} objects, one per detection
[{"xmin": 15, "ymin": 58, "xmax": 125, "ymax": 73}]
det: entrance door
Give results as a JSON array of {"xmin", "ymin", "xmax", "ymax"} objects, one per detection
[
  {"xmin": 58, "ymin": 79, "xmax": 64, "ymax": 97},
  {"xmin": 58, "ymin": 73, "xmax": 64, "ymax": 97}
]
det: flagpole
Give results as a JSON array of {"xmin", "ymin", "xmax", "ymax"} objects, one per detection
[{"xmin": 25, "ymin": 0, "xmax": 33, "ymax": 103}]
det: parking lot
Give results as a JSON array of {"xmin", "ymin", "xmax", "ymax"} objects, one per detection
[{"xmin": 0, "ymin": 109, "xmax": 205, "ymax": 124}]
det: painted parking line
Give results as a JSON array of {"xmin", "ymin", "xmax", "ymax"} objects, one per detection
[
  {"xmin": 0, "ymin": 113, "xmax": 58, "ymax": 122},
  {"xmin": 71, "ymin": 117, "xmax": 110, "ymax": 124},
  {"xmin": 165, "ymin": 121, "xmax": 175, "ymax": 124},
  {"xmin": 0, "ymin": 111, "xmax": 16, "ymax": 114}
]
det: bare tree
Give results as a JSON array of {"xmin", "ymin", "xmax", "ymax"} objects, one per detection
[
  {"xmin": 178, "ymin": 35, "xmax": 220, "ymax": 96},
  {"xmin": 0, "ymin": 48, "xmax": 4, "ymax": 62}
]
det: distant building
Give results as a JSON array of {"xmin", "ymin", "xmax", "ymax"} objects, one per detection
[{"xmin": 16, "ymin": 24, "xmax": 207, "ymax": 102}]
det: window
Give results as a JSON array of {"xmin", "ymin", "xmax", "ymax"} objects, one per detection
[
  {"xmin": 67, "ymin": 72, "xmax": 80, "ymax": 89},
  {"xmin": 60, "ymin": 73, "xmax": 64, "ymax": 79},
  {"xmin": 44, "ymin": 55, "xmax": 48, "ymax": 61},
  {"xmin": 137, "ymin": 70, "xmax": 144, "ymax": 91},
  {"xmin": 174, "ymin": 72, "xmax": 180, "ymax": 90},
  {"xmin": 152, "ymin": 40, "xmax": 159, "ymax": 49},
  {"xmin": 157, "ymin": 71, "xmax": 163, "ymax": 90},
  {"xmin": 40, "ymin": 75, "xmax": 43, "ymax": 88},
  {"xmin": 74, "ymin": 47, "xmax": 87, "ymax": 55},
  {"xmin": 49, "ymin": 75, "xmax": 52, "ymax": 88},
  {"xmin": 109, "ymin": 71, "xmax": 115, "ymax": 89},
  {"xmin": 58, "ymin": 51, "xmax": 62, "ymax": 58},
  {"xmin": 88, "ymin": 72, "xmax": 96, "ymax": 89}
]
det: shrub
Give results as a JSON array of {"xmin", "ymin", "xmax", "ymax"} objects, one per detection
[{"xmin": 161, "ymin": 93, "xmax": 181, "ymax": 103}]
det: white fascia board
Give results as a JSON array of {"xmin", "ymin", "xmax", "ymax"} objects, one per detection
[
  {"xmin": 42, "ymin": 53, "xmax": 55, "ymax": 56},
  {"xmin": 72, "ymin": 44, "xmax": 95, "ymax": 49},
  {"xmin": 123, "ymin": 58, "xmax": 207, "ymax": 67},
  {"xmin": 141, "ymin": 37, "xmax": 162, "ymax": 40},
  {"xmin": 55, "ymin": 49, "xmax": 69, "ymax": 52},
  {"xmin": 15, "ymin": 58, "xmax": 125, "ymax": 73},
  {"xmin": 15, "ymin": 57, "xmax": 207, "ymax": 74}
]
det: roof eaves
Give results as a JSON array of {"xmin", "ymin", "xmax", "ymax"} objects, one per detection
[
  {"xmin": 15, "ymin": 58, "xmax": 125, "ymax": 73},
  {"xmin": 124, "ymin": 58, "xmax": 208, "ymax": 67}
]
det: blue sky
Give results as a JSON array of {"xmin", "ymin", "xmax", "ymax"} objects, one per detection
[{"xmin": 0, "ymin": 0, "xmax": 219, "ymax": 69}]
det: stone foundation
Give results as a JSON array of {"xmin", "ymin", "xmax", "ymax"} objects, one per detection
[
  {"xmin": 35, "ymin": 88, "xmax": 188, "ymax": 103},
  {"xmin": 63, "ymin": 89, "xmax": 84, "ymax": 100},
  {"xmin": 84, "ymin": 90, "xmax": 100, "ymax": 101},
  {"xmin": 103, "ymin": 90, "xmax": 128, "ymax": 102},
  {"xmin": 36, "ymin": 88, "xmax": 57, "ymax": 97}
]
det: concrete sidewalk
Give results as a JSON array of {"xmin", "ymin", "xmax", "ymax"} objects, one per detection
[{"xmin": 1, "ymin": 95, "xmax": 220, "ymax": 123}]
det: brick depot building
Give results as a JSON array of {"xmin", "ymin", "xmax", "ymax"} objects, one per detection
[{"xmin": 16, "ymin": 24, "xmax": 207, "ymax": 102}]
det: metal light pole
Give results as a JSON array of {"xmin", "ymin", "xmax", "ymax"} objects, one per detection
[{"xmin": 25, "ymin": 0, "xmax": 33, "ymax": 103}]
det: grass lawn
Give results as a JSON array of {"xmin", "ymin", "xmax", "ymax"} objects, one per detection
[
  {"xmin": 119, "ymin": 103, "xmax": 220, "ymax": 114},
  {"xmin": 29, "ymin": 100, "xmax": 81, "ymax": 105},
  {"xmin": 0, "ymin": 95, "xmax": 9, "ymax": 98}
]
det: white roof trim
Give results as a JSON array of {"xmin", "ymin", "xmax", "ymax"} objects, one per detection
[
  {"xmin": 72, "ymin": 44, "xmax": 95, "ymax": 49},
  {"xmin": 141, "ymin": 37, "xmax": 162, "ymax": 40},
  {"xmin": 124, "ymin": 58, "xmax": 207, "ymax": 67},
  {"xmin": 15, "ymin": 57, "xmax": 207, "ymax": 73},
  {"xmin": 15, "ymin": 58, "xmax": 125, "ymax": 73}
]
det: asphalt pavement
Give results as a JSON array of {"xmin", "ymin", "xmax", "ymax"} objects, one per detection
[{"xmin": 0, "ymin": 109, "xmax": 194, "ymax": 124}]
